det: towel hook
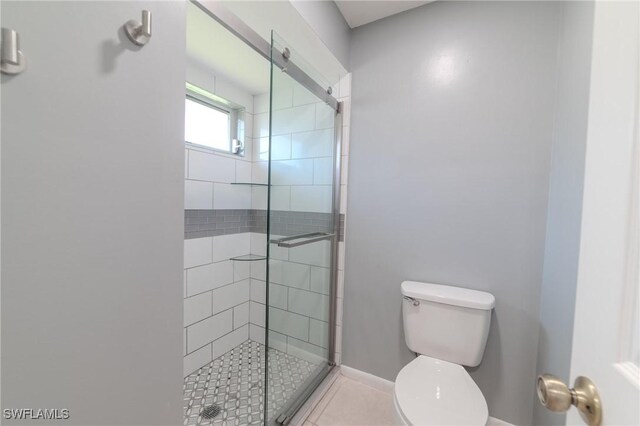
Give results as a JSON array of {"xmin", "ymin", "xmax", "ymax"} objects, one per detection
[
  {"xmin": 1, "ymin": 28, "xmax": 27, "ymax": 75},
  {"xmin": 124, "ymin": 10, "xmax": 151, "ymax": 46}
]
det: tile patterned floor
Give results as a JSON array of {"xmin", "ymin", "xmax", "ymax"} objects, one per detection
[
  {"xmin": 303, "ymin": 374, "xmax": 510, "ymax": 426},
  {"xmin": 303, "ymin": 376, "xmax": 395, "ymax": 426},
  {"xmin": 183, "ymin": 340, "xmax": 317, "ymax": 426}
]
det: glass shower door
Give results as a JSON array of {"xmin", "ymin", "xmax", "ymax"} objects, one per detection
[{"xmin": 265, "ymin": 32, "xmax": 338, "ymax": 425}]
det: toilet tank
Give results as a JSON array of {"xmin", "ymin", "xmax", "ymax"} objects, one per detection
[{"xmin": 401, "ymin": 281, "xmax": 495, "ymax": 367}]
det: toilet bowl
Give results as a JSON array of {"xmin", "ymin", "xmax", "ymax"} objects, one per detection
[
  {"xmin": 393, "ymin": 356, "xmax": 488, "ymax": 426},
  {"xmin": 395, "ymin": 281, "xmax": 495, "ymax": 426}
]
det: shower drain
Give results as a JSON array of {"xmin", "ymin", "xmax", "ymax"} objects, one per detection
[{"xmin": 201, "ymin": 404, "xmax": 221, "ymax": 419}]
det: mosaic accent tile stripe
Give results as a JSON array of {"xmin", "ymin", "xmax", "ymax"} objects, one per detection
[
  {"xmin": 185, "ymin": 209, "xmax": 258, "ymax": 239},
  {"xmin": 183, "ymin": 340, "xmax": 317, "ymax": 426},
  {"xmin": 185, "ymin": 210, "xmax": 345, "ymax": 241}
]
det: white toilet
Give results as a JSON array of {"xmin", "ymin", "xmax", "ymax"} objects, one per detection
[{"xmin": 394, "ymin": 281, "xmax": 495, "ymax": 426}]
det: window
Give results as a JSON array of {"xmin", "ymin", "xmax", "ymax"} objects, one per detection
[
  {"xmin": 184, "ymin": 83, "xmax": 245, "ymax": 155},
  {"xmin": 185, "ymin": 97, "xmax": 230, "ymax": 151}
]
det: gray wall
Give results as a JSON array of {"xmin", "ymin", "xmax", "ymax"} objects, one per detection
[
  {"xmin": 289, "ymin": 0, "xmax": 351, "ymax": 70},
  {"xmin": 1, "ymin": 2, "xmax": 185, "ymax": 424},
  {"xmin": 534, "ymin": 2, "xmax": 594, "ymax": 425},
  {"xmin": 344, "ymin": 2, "xmax": 561, "ymax": 424}
]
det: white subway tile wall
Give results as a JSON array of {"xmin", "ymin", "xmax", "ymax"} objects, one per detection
[
  {"xmin": 186, "ymin": 309, "xmax": 233, "ymax": 353},
  {"xmin": 213, "ymin": 183, "xmax": 251, "ymax": 210},
  {"xmin": 183, "ymin": 69, "xmax": 256, "ymax": 375},
  {"xmin": 184, "ymin": 292, "xmax": 212, "ymax": 327},
  {"xmin": 186, "ymin": 260, "xmax": 233, "ymax": 296},
  {"xmin": 212, "ymin": 233, "xmax": 251, "ymax": 263},
  {"xmin": 233, "ymin": 302, "xmax": 250, "ymax": 328},
  {"xmin": 212, "ymin": 324, "xmax": 249, "ymax": 359},
  {"xmin": 184, "ymin": 180, "xmax": 213, "ymax": 209},
  {"xmin": 183, "ymin": 344, "xmax": 212, "ymax": 378},
  {"xmin": 184, "ymin": 238, "xmax": 213, "ymax": 269}
]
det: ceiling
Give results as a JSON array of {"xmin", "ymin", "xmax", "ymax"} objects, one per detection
[{"xmin": 335, "ymin": 1, "xmax": 433, "ymax": 28}]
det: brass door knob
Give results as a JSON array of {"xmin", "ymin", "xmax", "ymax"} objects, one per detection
[{"xmin": 537, "ymin": 374, "xmax": 602, "ymax": 426}]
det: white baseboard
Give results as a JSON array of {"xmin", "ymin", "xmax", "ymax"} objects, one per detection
[
  {"xmin": 486, "ymin": 417, "xmax": 514, "ymax": 426},
  {"xmin": 339, "ymin": 365, "xmax": 514, "ymax": 426},
  {"xmin": 340, "ymin": 365, "xmax": 395, "ymax": 394}
]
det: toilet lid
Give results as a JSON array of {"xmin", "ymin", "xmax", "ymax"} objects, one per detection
[{"xmin": 394, "ymin": 355, "xmax": 488, "ymax": 426}]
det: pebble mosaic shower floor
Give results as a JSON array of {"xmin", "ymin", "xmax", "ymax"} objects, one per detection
[{"xmin": 183, "ymin": 340, "xmax": 318, "ymax": 426}]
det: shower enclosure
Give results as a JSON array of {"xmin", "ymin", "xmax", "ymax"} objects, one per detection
[{"xmin": 188, "ymin": 3, "xmax": 343, "ymax": 425}]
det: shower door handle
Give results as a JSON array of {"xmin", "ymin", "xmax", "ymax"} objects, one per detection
[{"xmin": 270, "ymin": 232, "xmax": 335, "ymax": 248}]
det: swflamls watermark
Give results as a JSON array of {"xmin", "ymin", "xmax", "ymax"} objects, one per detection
[{"xmin": 3, "ymin": 408, "xmax": 70, "ymax": 420}]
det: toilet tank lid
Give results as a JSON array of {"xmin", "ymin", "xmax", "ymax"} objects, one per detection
[{"xmin": 401, "ymin": 281, "xmax": 495, "ymax": 310}]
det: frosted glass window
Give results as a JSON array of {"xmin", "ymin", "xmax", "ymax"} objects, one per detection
[{"xmin": 185, "ymin": 97, "xmax": 230, "ymax": 152}]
